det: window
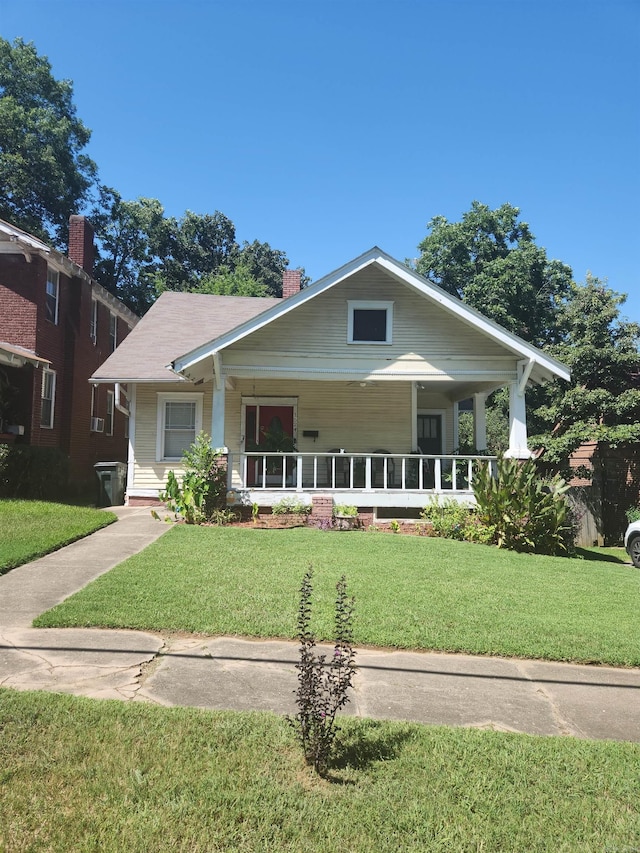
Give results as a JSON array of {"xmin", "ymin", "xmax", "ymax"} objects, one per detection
[
  {"xmin": 106, "ymin": 390, "xmax": 114, "ymax": 436},
  {"xmin": 45, "ymin": 268, "xmax": 59, "ymax": 324},
  {"xmin": 90, "ymin": 298, "xmax": 98, "ymax": 343},
  {"xmin": 347, "ymin": 300, "xmax": 393, "ymax": 344},
  {"xmin": 156, "ymin": 393, "xmax": 203, "ymax": 461},
  {"xmin": 40, "ymin": 369, "xmax": 56, "ymax": 428},
  {"xmin": 109, "ymin": 313, "xmax": 117, "ymax": 352}
]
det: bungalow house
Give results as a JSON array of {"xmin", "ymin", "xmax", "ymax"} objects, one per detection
[
  {"xmin": 91, "ymin": 247, "xmax": 570, "ymax": 519},
  {"xmin": 0, "ymin": 216, "xmax": 138, "ymax": 495}
]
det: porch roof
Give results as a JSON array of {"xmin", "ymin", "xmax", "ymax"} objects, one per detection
[{"xmin": 0, "ymin": 342, "xmax": 50, "ymax": 369}]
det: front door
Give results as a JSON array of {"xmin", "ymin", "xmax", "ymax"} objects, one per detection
[
  {"xmin": 417, "ymin": 414, "xmax": 442, "ymax": 455},
  {"xmin": 244, "ymin": 402, "xmax": 295, "ymax": 485}
]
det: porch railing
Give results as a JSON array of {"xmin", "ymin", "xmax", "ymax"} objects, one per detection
[{"xmin": 228, "ymin": 452, "xmax": 497, "ymax": 493}]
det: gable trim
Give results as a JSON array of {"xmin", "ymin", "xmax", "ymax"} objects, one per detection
[{"xmin": 171, "ymin": 247, "xmax": 570, "ymax": 384}]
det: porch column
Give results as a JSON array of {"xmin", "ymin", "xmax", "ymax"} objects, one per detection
[
  {"xmin": 504, "ymin": 381, "xmax": 532, "ymax": 459},
  {"xmin": 211, "ymin": 385, "xmax": 226, "ymax": 451},
  {"xmin": 473, "ymin": 392, "xmax": 487, "ymax": 452}
]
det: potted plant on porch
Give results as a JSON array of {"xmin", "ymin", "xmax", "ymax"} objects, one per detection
[{"xmin": 258, "ymin": 423, "xmax": 297, "ymax": 485}]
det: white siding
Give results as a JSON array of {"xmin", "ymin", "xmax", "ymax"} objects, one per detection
[
  {"xmin": 133, "ymin": 382, "xmax": 213, "ymax": 492},
  {"xmin": 228, "ymin": 267, "xmax": 509, "ymax": 360}
]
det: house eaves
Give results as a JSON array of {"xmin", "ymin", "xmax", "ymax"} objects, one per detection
[
  {"xmin": 172, "ymin": 246, "xmax": 570, "ymax": 384},
  {"xmin": 0, "ymin": 219, "xmax": 138, "ymax": 328},
  {"xmin": 0, "ymin": 341, "xmax": 50, "ymax": 369}
]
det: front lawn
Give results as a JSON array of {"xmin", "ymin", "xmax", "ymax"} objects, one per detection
[
  {"xmin": 1, "ymin": 690, "xmax": 638, "ymax": 852},
  {"xmin": 0, "ymin": 500, "xmax": 117, "ymax": 575},
  {"xmin": 35, "ymin": 526, "xmax": 640, "ymax": 666}
]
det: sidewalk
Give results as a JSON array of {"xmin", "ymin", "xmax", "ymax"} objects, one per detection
[{"xmin": 1, "ymin": 507, "xmax": 639, "ymax": 742}]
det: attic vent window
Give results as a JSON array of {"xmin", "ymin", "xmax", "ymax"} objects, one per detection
[{"xmin": 348, "ymin": 300, "xmax": 393, "ymax": 344}]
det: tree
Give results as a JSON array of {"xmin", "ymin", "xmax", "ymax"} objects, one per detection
[
  {"xmin": 154, "ymin": 210, "xmax": 238, "ymax": 292},
  {"xmin": 529, "ymin": 276, "xmax": 640, "ymax": 470},
  {"xmin": 0, "ymin": 38, "xmax": 97, "ymax": 246},
  {"xmin": 416, "ymin": 201, "xmax": 573, "ymax": 347},
  {"xmin": 237, "ymin": 240, "xmax": 301, "ymax": 297},
  {"xmin": 198, "ymin": 262, "xmax": 270, "ymax": 297},
  {"xmin": 91, "ymin": 189, "xmax": 166, "ymax": 315}
]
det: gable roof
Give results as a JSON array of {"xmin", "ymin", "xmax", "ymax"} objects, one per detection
[
  {"xmin": 171, "ymin": 247, "xmax": 570, "ymax": 384},
  {"xmin": 0, "ymin": 218, "xmax": 139, "ymax": 328},
  {"xmin": 92, "ymin": 291, "xmax": 281, "ymax": 382}
]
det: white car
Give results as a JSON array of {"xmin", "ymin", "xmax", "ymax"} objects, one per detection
[{"xmin": 624, "ymin": 520, "xmax": 640, "ymax": 568}]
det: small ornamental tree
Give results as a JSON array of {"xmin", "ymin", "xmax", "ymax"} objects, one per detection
[
  {"xmin": 159, "ymin": 432, "xmax": 227, "ymax": 524},
  {"xmin": 288, "ymin": 568, "xmax": 356, "ymax": 776}
]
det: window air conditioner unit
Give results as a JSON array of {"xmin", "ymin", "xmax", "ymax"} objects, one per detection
[{"xmin": 90, "ymin": 417, "xmax": 105, "ymax": 433}]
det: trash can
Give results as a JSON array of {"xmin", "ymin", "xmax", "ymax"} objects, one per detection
[{"xmin": 94, "ymin": 461, "xmax": 127, "ymax": 507}]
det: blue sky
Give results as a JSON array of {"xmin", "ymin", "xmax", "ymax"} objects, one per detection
[{"xmin": 3, "ymin": 0, "xmax": 639, "ymax": 321}]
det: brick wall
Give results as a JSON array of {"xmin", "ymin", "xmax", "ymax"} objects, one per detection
[{"xmin": 0, "ymin": 246, "xmax": 134, "ymax": 492}]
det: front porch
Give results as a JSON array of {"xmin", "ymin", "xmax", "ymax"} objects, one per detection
[{"xmin": 226, "ymin": 450, "xmax": 497, "ymax": 511}]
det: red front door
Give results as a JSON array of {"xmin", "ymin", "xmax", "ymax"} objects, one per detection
[{"xmin": 245, "ymin": 404, "xmax": 295, "ymax": 484}]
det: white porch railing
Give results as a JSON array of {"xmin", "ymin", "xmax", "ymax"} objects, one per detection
[{"xmin": 228, "ymin": 452, "xmax": 497, "ymax": 493}]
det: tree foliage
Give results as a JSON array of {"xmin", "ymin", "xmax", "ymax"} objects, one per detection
[
  {"xmin": 0, "ymin": 38, "xmax": 97, "ymax": 246},
  {"xmin": 416, "ymin": 201, "xmax": 573, "ymax": 347},
  {"xmin": 92, "ymin": 193, "xmax": 303, "ymax": 312},
  {"xmin": 91, "ymin": 189, "xmax": 165, "ymax": 315},
  {"xmin": 529, "ymin": 276, "xmax": 640, "ymax": 468}
]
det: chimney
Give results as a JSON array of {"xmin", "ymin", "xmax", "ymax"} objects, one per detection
[
  {"xmin": 68, "ymin": 215, "xmax": 95, "ymax": 275},
  {"xmin": 282, "ymin": 269, "xmax": 301, "ymax": 299}
]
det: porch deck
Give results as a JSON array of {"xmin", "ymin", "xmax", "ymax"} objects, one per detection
[{"xmin": 227, "ymin": 451, "xmax": 497, "ymax": 510}]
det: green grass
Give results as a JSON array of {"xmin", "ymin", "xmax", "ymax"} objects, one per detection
[
  {"xmin": 0, "ymin": 500, "xmax": 117, "ymax": 575},
  {"xmin": 1, "ymin": 689, "xmax": 638, "ymax": 853},
  {"xmin": 35, "ymin": 526, "xmax": 640, "ymax": 666}
]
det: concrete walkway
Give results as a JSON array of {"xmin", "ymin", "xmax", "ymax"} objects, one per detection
[{"xmin": 1, "ymin": 507, "xmax": 639, "ymax": 742}]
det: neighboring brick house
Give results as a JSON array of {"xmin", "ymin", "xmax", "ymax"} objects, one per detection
[
  {"xmin": 568, "ymin": 441, "xmax": 640, "ymax": 545},
  {"xmin": 0, "ymin": 216, "xmax": 138, "ymax": 494}
]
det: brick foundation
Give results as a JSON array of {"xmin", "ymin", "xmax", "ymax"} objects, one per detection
[{"xmin": 126, "ymin": 495, "xmax": 163, "ymax": 507}]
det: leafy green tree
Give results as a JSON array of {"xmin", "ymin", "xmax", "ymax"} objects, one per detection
[
  {"xmin": 198, "ymin": 262, "xmax": 270, "ymax": 297},
  {"xmin": 154, "ymin": 210, "xmax": 238, "ymax": 292},
  {"xmin": 416, "ymin": 201, "xmax": 573, "ymax": 347},
  {"xmin": 91, "ymin": 189, "xmax": 165, "ymax": 314},
  {"xmin": 0, "ymin": 38, "xmax": 97, "ymax": 245},
  {"xmin": 529, "ymin": 276, "xmax": 640, "ymax": 469},
  {"xmin": 236, "ymin": 240, "xmax": 309, "ymax": 296}
]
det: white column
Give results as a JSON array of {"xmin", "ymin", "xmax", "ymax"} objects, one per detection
[
  {"xmin": 126, "ymin": 384, "xmax": 136, "ymax": 499},
  {"xmin": 504, "ymin": 380, "xmax": 532, "ymax": 459},
  {"xmin": 211, "ymin": 385, "xmax": 227, "ymax": 452},
  {"xmin": 453, "ymin": 401, "xmax": 459, "ymax": 450},
  {"xmin": 473, "ymin": 392, "xmax": 487, "ymax": 452}
]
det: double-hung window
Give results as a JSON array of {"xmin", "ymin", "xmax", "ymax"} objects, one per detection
[
  {"xmin": 109, "ymin": 313, "xmax": 117, "ymax": 352},
  {"xmin": 40, "ymin": 369, "xmax": 56, "ymax": 428},
  {"xmin": 90, "ymin": 298, "xmax": 98, "ymax": 343},
  {"xmin": 45, "ymin": 268, "xmax": 59, "ymax": 324},
  {"xmin": 106, "ymin": 390, "xmax": 114, "ymax": 436},
  {"xmin": 347, "ymin": 300, "xmax": 394, "ymax": 344},
  {"xmin": 156, "ymin": 393, "xmax": 203, "ymax": 461}
]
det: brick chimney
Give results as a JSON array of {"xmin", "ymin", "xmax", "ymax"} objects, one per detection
[
  {"xmin": 68, "ymin": 215, "xmax": 95, "ymax": 275},
  {"xmin": 282, "ymin": 269, "xmax": 301, "ymax": 299}
]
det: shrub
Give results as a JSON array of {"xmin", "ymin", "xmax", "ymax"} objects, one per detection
[
  {"xmin": 625, "ymin": 505, "xmax": 640, "ymax": 523},
  {"xmin": 288, "ymin": 568, "xmax": 356, "ymax": 776},
  {"xmin": 272, "ymin": 497, "xmax": 311, "ymax": 516},
  {"xmin": 421, "ymin": 498, "xmax": 472, "ymax": 541},
  {"xmin": 472, "ymin": 457, "xmax": 573, "ymax": 556},
  {"xmin": 0, "ymin": 444, "xmax": 70, "ymax": 500},
  {"xmin": 333, "ymin": 504, "xmax": 358, "ymax": 517},
  {"xmin": 160, "ymin": 432, "xmax": 226, "ymax": 524}
]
